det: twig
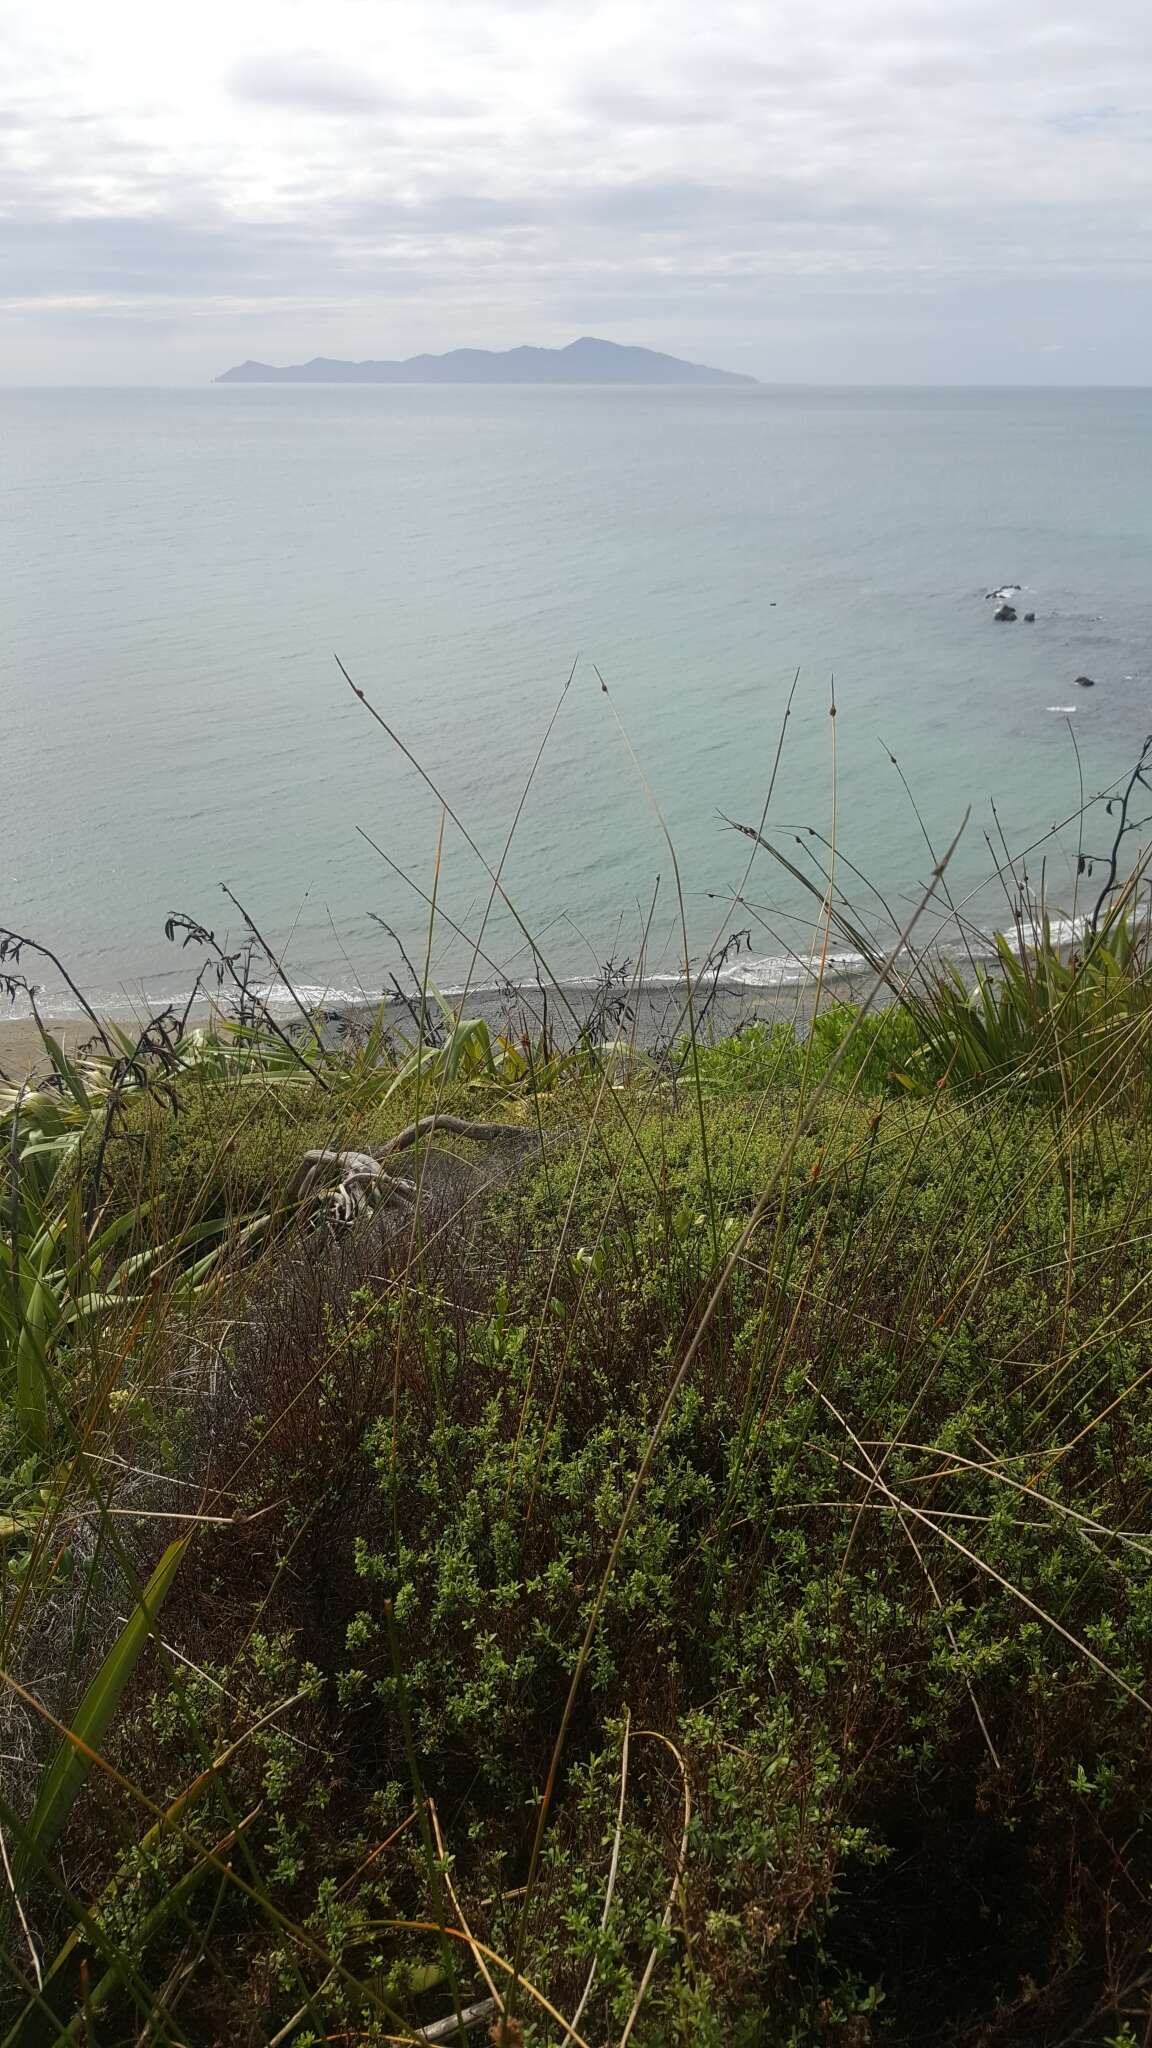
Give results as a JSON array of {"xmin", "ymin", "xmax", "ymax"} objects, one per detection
[
  {"xmin": 1087, "ymin": 737, "xmax": 1152, "ymax": 932},
  {"xmin": 562, "ymin": 1707, "xmax": 631, "ymax": 2044},
  {"xmin": 816, "ymin": 1384, "xmax": 1001, "ymax": 1771},
  {"xmin": 429, "ymin": 1802, "xmax": 504, "ymax": 2017},
  {"xmin": 618, "ymin": 1729, "xmax": 692, "ymax": 2047},
  {"xmin": 219, "ymin": 883, "xmax": 320, "ymax": 1042},
  {"xmin": 368, "ymin": 914, "xmax": 443, "ymax": 1043},
  {"xmin": 173, "ymin": 960, "xmax": 211, "ymax": 1038},
  {"xmin": 0, "ymin": 1814, "xmax": 42, "ymax": 1991},
  {"xmin": 165, "ymin": 910, "xmax": 330, "ymax": 1090},
  {"xmin": 0, "ymin": 926, "xmax": 113, "ymax": 1056},
  {"xmin": 814, "ymin": 1442, "xmax": 1152, "ymax": 1713}
]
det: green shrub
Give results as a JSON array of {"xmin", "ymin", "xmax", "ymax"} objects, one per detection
[
  {"xmin": 688, "ymin": 1002, "xmax": 924, "ymax": 1100},
  {"xmin": 8, "ymin": 970, "xmax": 1152, "ymax": 2043}
]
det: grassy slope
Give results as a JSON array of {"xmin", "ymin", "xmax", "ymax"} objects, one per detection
[{"xmin": 4, "ymin": 982, "xmax": 1152, "ymax": 2044}]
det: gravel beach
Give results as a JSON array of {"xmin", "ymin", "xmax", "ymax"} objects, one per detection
[{"xmin": 0, "ymin": 965, "xmax": 885, "ymax": 1080}]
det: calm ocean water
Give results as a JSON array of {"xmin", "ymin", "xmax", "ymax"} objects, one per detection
[{"xmin": 3, "ymin": 384, "xmax": 1151, "ymax": 1015}]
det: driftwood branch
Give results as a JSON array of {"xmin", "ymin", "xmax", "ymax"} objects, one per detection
[
  {"xmin": 284, "ymin": 1119, "xmax": 526, "ymax": 1227},
  {"xmin": 416, "ymin": 1998, "xmax": 499, "ymax": 2043},
  {"xmin": 383, "ymin": 1115, "xmax": 524, "ymax": 1156},
  {"xmin": 283, "ymin": 1150, "xmax": 417, "ymax": 1217}
]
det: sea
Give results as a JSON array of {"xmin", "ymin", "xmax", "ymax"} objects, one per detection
[{"xmin": 3, "ymin": 383, "xmax": 1151, "ymax": 1018}]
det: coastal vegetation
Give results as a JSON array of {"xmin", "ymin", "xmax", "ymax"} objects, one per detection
[{"xmin": 4, "ymin": 831, "xmax": 1152, "ymax": 2042}]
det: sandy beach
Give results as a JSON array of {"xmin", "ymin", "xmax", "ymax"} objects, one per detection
[{"xmin": 0, "ymin": 1014, "xmax": 103, "ymax": 1080}]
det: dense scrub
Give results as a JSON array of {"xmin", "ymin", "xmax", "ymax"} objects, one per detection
[
  {"xmin": 6, "ymin": 881, "xmax": 1152, "ymax": 2043},
  {"xmin": 6, "ymin": 1049, "xmax": 1152, "ymax": 2043}
]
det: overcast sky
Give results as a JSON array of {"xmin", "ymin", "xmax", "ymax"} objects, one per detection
[{"xmin": 2, "ymin": 0, "xmax": 1150, "ymax": 383}]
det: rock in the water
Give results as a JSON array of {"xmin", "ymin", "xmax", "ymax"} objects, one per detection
[
  {"xmin": 1023, "ymin": 611, "xmax": 1036, "ymax": 622},
  {"xmin": 1076, "ymin": 674, "xmax": 1096, "ymax": 688},
  {"xmin": 994, "ymin": 604, "xmax": 1017, "ymax": 622}
]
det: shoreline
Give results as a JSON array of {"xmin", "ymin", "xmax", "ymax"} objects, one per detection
[
  {"xmin": 0, "ymin": 965, "xmax": 884, "ymax": 1079},
  {"xmin": 0, "ymin": 912, "xmax": 1090, "ymax": 1080}
]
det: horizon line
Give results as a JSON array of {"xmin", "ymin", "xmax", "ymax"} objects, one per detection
[{"xmin": 4, "ymin": 378, "xmax": 1152, "ymax": 394}]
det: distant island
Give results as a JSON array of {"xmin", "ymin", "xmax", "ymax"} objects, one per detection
[{"xmin": 214, "ymin": 336, "xmax": 757, "ymax": 387}]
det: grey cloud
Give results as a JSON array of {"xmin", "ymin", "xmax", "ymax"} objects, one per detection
[
  {"xmin": 1046, "ymin": 105, "xmax": 1127, "ymax": 131},
  {"xmin": 4, "ymin": 0, "xmax": 1152, "ymax": 382},
  {"xmin": 576, "ymin": 84, "xmax": 726, "ymax": 128},
  {"xmin": 3, "ymin": 160, "xmax": 1142, "ymax": 324},
  {"xmin": 228, "ymin": 53, "xmax": 395, "ymax": 114},
  {"xmin": 226, "ymin": 52, "xmax": 481, "ymax": 121},
  {"xmin": 0, "ymin": 211, "xmax": 327, "ymax": 301},
  {"xmin": 559, "ymin": 178, "xmax": 823, "ymax": 230},
  {"xmin": 657, "ymin": 47, "xmax": 854, "ymax": 95}
]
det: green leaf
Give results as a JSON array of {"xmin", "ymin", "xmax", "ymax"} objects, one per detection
[
  {"xmin": 40, "ymin": 1034, "xmax": 92, "ymax": 1112},
  {"xmin": 14, "ymin": 1254, "xmax": 57, "ymax": 1453},
  {"xmin": 17, "ymin": 1537, "xmax": 188, "ymax": 1881}
]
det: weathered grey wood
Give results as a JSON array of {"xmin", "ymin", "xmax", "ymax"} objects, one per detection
[
  {"xmin": 416, "ymin": 1995, "xmax": 499, "ymax": 2042},
  {"xmin": 283, "ymin": 1149, "xmax": 417, "ymax": 1223},
  {"xmin": 384, "ymin": 1115, "xmax": 525, "ymax": 1155},
  {"xmin": 283, "ymin": 1119, "xmax": 532, "ymax": 1233}
]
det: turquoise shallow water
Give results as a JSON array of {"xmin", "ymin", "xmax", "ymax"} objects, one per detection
[{"xmin": 2, "ymin": 384, "xmax": 1151, "ymax": 1013}]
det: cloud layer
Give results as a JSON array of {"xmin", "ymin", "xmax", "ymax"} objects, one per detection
[{"xmin": 2, "ymin": 0, "xmax": 1150, "ymax": 380}]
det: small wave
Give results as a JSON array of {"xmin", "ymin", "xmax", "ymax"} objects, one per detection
[
  {"xmin": 249, "ymin": 978, "xmax": 519, "ymax": 1009},
  {"xmin": 251, "ymin": 981, "xmax": 380, "ymax": 1009},
  {"xmin": 1007, "ymin": 913, "xmax": 1085, "ymax": 952},
  {"xmin": 724, "ymin": 949, "xmax": 873, "ymax": 989},
  {"xmin": 729, "ymin": 916, "xmax": 1094, "ymax": 989},
  {"xmin": 2, "ymin": 915, "xmax": 1122, "ymax": 1028},
  {"xmin": 1047, "ymin": 705, "xmax": 1077, "ymax": 713},
  {"xmin": 0, "ymin": 981, "xmax": 395, "ymax": 1025}
]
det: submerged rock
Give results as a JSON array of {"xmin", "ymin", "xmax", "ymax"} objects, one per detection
[
  {"xmin": 994, "ymin": 604, "xmax": 1017, "ymax": 622},
  {"xmin": 1023, "ymin": 611, "xmax": 1036, "ymax": 622}
]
